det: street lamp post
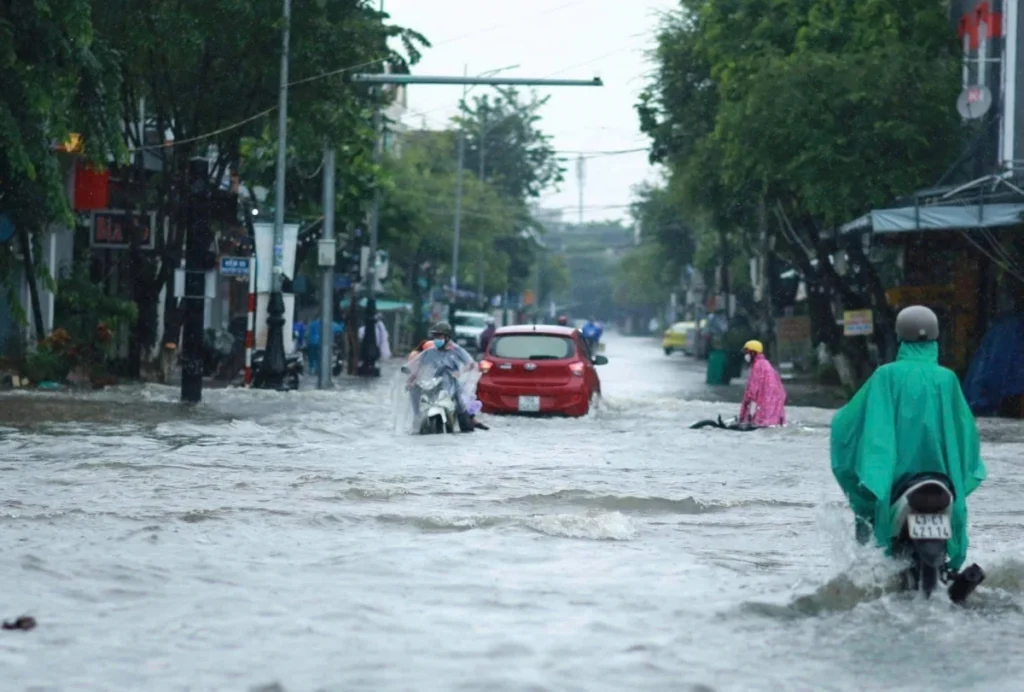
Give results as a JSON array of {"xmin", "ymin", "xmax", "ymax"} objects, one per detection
[
  {"xmin": 448, "ymin": 65, "xmax": 519, "ymax": 323},
  {"xmin": 350, "ymin": 71, "xmax": 602, "ymax": 347},
  {"xmin": 260, "ymin": 0, "xmax": 291, "ymax": 389},
  {"xmin": 357, "ymin": 88, "xmax": 384, "ymax": 376}
]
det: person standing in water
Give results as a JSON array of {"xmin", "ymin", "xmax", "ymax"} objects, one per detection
[{"xmin": 738, "ymin": 340, "xmax": 787, "ymax": 427}]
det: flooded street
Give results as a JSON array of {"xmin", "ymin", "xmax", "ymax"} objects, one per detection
[{"xmin": 3, "ymin": 334, "xmax": 1024, "ymax": 691}]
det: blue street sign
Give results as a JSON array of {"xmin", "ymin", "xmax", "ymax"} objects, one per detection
[{"xmin": 220, "ymin": 256, "xmax": 251, "ymax": 277}]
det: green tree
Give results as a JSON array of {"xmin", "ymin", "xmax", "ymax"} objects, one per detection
[
  {"xmin": 456, "ymin": 89, "xmax": 565, "ymax": 201},
  {"xmin": 637, "ymin": 0, "xmax": 964, "ymax": 382},
  {"xmin": 0, "ymin": 0, "xmax": 124, "ymax": 338},
  {"xmin": 92, "ymin": 0, "xmax": 427, "ymax": 373},
  {"xmin": 613, "ymin": 243, "xmax": 674, "ymax": 309}
]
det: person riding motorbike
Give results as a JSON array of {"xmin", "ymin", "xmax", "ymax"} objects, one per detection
[
  {"xmin": 582, "ymin": 316, "xmax": 602, "ymax": 350},
  {"xmin": 479, "ymin": 316, "xmax": 497, "ymax": 354},
  {"xmin": 830, "ymin": 305, "xmax": 986, "ymax": 572},
  {"xmin": 738, "ymin": 340, "xmax": 787, "ymax": 427},
  {"xmin": 406, "ymin": 321, "xmax": 476, "ymax": 431}
]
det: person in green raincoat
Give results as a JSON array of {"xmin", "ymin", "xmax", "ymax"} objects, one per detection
[{"xmin": 830, "ymin": 305, "xmax": 986, "ymax": 571}]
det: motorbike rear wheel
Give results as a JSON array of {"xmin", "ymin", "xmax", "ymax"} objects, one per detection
[{"xmin": 901, "ymin": 557, "xmax": 941, "ymax": 598}]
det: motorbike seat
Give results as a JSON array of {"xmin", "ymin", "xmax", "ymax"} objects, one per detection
[
  {"xmin": 888, "ymin": 473, "xmax": 954, "ymax": 540},
  {"xmin": 890, "ymin": 472, "xmax": 955, "ymax": 506}
]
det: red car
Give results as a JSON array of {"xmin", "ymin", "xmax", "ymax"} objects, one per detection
[{"xmin": 477, "ymin": 325, "xmax": 607, "ymax": 417}]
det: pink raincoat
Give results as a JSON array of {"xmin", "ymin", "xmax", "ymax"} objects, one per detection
[{"xmin": 739, "ymin": 354, "xmax": 787, "ymax": 427}]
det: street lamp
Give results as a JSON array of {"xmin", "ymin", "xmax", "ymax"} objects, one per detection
[
  {"xmin": 259, "ymin": 0, "xmax": 291, "ymax": 389},
  {"xmin": 449, "ymin": 64, "xmax": 519, "ymax": 322}
]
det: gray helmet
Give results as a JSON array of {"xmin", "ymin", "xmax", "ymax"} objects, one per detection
[
  {"xmin": 429, "ymin": 321, "xmax": 453, "ymax": 338},
  {"xmin": 895, "ymin": 305, "xmax": 939, "ymax": 342}
]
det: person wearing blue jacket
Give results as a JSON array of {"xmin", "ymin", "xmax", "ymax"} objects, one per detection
[{"xmin": 582, "ymin": 316, "xmax": 602, "ymax": 350}]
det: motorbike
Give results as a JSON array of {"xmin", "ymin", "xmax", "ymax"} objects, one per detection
[
  {"xmin": 888, "ymin": 472, "xmax": 985, "ymax": 602},
  {"xmin": 250, "ymin": 350, "xmax": 303, "ymax": 391},
  {"xmin": 401, "ymin": 351, "xmax": 477, "ymax": 435},
  {"xmin": 690, "ymin": 415, "xmax": 757, "ymax": 432}
]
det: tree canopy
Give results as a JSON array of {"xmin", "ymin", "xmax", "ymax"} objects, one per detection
[
  {"xmin": 1, "ymin": 0, "xmax": 125, "ymax": 335},
  {"xmin": 635, "ymin": 0, "xmax": 965, "ymax": 361}
]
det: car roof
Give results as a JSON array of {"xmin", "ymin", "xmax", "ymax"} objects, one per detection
[{"xmin": 494, "ymin": 324, "xmax": 577, "ymax": 337}]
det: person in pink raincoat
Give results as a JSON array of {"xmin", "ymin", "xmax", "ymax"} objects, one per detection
[{"xmin": 738, "ymin": 340, "xmax": 787, "ymax": 427}]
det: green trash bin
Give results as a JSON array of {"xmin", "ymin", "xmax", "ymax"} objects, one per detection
[
  {"xmin": 706, "ymin": 349, "xmax": 729, "ymax": 385},
  {"xmin": 726, "ymin": 351, "xmax": 744, "ymax": 380}
]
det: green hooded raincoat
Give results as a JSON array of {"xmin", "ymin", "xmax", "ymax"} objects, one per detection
[{"xmin": 830, "ymin": 341, "xmax": 986, "ymax": 570}]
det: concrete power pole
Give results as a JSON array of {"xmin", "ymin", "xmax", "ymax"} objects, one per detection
[{"xmin": 318, "ymin": 146, "xmax": 336, "ymax": 388}]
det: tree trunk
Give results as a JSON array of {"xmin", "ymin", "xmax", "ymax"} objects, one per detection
[{"xmin": 17, "ymin": 227, "xmax": 46, "ymax": 343}]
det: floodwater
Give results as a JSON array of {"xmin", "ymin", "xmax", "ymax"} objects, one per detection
[{"xmin": 2, "ymin": 335, "xmax": 1024, "ymax": 691}]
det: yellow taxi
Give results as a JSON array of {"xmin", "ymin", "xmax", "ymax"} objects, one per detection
[{"xmin": 662, "ymin": 321, "xmax": 696, "ymax": 355}]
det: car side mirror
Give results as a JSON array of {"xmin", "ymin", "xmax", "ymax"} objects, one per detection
[{"xmin": 593, "ymin": 355, "xmax": 608, "ymax": 366}]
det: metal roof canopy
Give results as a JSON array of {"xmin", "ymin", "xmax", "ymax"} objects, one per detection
[{"xmin": 840, "ymin": 174, "xmax": 1024, "ymax": 235}]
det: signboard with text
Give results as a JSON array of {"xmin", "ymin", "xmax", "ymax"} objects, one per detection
[
  {"xmin": 90, "ymin": 210, "xmax": 157, "ymax": 250},
  {"xmin": 843, "ymin": 309, "xmax": 874, "ymax": 336},
  {"xmin": 219, "ymin": 256, "xmax": 251, "ymax": 277}
]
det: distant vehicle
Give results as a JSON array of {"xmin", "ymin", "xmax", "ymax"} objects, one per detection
[
  {"xmin": 663, "ymin": 321, "xmax": 696, "ymax": 356},
  {"xmin": 477, "ymin": 325, "xmax": 607, "ymax": 417},
  {"xmin": 453, "ymin": 311, "xmax": 491, "ymax": 352}
]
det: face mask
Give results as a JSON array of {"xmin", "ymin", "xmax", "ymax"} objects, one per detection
[
  {"xmin": 433, "ymin": 338, "xmax": 446, "ymax": 349},
  {"xmin": 744, "ymin": 353, "xmax": 752, "ymax": 363}
]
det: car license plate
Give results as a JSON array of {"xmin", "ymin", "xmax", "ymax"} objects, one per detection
[
  {"xmin": 908, "ymin": 513, "xmax": 952, "ymax": 540},
  {"xmin": 518, "ymin": 396, "xmax": 540, "ymax": 412}
]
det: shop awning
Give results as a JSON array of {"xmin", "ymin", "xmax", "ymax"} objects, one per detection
[{"xmin": 839, "ymin": 202, "xmax": 1024, "ymax": 235}]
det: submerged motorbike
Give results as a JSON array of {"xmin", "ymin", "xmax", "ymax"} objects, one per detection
[
  {"xmin": 250, "ymin": 350, "xmax": 303, "ymax": 390},
  {"xmin": 888, "ymin": 472, "xmax": 985, "ymax": 602},
  {"xmin": 401, "ymin": 351, "xmax": 478, "ymax": 435},
  {"xmin": 690, "ymin": 415, "xmax": 757, "ymax": 432},
  {"xmin": 416, "ymin": 367, "xmax": 459, "ymax": 434}
]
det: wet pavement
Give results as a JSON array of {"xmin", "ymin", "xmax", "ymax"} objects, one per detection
[{"xmin": 2, "ymin": 334, "xmax": 1024, "ymax": 691}]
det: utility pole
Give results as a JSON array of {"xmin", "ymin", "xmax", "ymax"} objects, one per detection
[
  {"xmin": 260, "ymin": 0, "xmax": 291, "ymax": 389},
  {"xmin": 576, "ymin": 154, "xmax": 585, "ymax": 226},
  {"xmin": 181, "ymin": 158, "xmax": 209, "ymax": 403},
  {"xmin": 358, "ymin": 88, "xmax": 383, "ymax": 376},
  {"xmin": 318, "ymin": 146, "xmax": 336, "ymax": 388}
]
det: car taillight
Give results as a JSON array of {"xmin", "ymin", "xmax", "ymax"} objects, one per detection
[
  {"xmin": 569, "ymin": 361, "xmax": 585, "ymax": 376},
  {"xmin": 479, "ymin": 359, "xmax": 494, "ymax": 374}
]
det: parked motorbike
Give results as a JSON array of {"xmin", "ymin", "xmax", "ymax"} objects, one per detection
[
  {"xmin": 250, "ymin": 350, "xmax": 303, "ymax": 391},
  {"xmin": 888, "ymin": 472, "xmax": 985, "ymax": 602}
]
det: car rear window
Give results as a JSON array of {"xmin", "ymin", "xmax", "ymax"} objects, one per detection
[{"xmin": 491, "ymin": 334, "xmax": 575, "ymax": 360}]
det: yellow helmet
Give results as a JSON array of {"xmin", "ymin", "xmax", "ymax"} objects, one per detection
[{"xmin": 742, "ymin": 340, "xmax": 763, "ymax": 354}]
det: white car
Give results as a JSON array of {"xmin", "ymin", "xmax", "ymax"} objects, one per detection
[{"xmin": 453, "ymin": 311, "xmax": 492, "ymax": 352}]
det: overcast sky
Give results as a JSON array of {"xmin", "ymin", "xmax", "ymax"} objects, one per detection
[{"xmin": 384, "ymin": 0, "xmax": 676, "ymax": 225}]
